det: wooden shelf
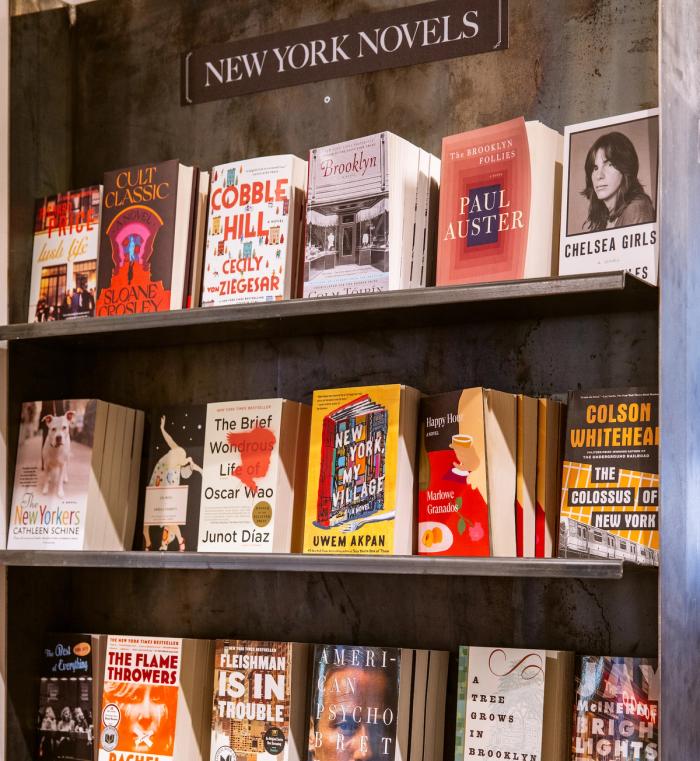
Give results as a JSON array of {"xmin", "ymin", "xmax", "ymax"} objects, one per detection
[
  {"xmin": 0, "ymin": 272, "xmax": 656, "ymax": 349},
  {"xmin": 0, "ymin": 550, "xmax": 641, "ymax": 578}
]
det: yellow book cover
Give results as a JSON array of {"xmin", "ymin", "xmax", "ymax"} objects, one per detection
[{"xmin": 302, "ymin": 384, "xmax": 404, "ymax": 555}]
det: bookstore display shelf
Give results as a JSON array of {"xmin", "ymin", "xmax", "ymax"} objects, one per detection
[
  {"xmin": 0, "ymin": 272, "xmax": 656, "ymax": 348},
  {"xmin": 0, "ymin": 550, "xmax": 630, "ymax": 578}
]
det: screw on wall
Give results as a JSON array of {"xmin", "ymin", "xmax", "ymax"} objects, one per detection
[{"xmin": 324, "ymin": 96, "xmax": 331, "ymax": 104}]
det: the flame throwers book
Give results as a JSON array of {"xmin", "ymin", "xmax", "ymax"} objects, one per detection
[
  {"xmin": 436, "ymin": 117, "xmax": 563, "ymax": 285},
  {"xmin": 303, "ymin": 132, "xmax": 439, "ymax": 298},
  {"xmin": 201, "ymin": 155, "xmax": 307, "ymax": 306},
  {"xmin": 210, "ymin": 640, "xmax": 309, "ymax": 761},
  {"xmin": 308, "ymin": 644, "xmax": 449, "ymax": 761},
  {"xmin": 139, "ymin": 399, "xmax": 310, "ymax": 553},
  {"xmin": 98, "ymin": 635, "xmax": 213, "ymax": 761},
  {"xmin": 558, "ymin": 388, "xmax": 659, "ymax": 566},
  {"xmin": 8, "ymin": 399, "xmax": 144, "ymax": 551},
  {"xmin": 95, "ymin": 160, "xmax": 203, "ymax": 316},
  {"xmin": 28, "ymin": 185, "xmax": 102, "ymax": 322},
  {"xmin": 454, "ymin": 646, "xmax": 574, "ymax": 761},
  {"xmin": 417, "ymin": 388, "xmax": 517, "ymax": 557},
  {"xmin": 572, "ymin": 656, "xmax": 658, "ymax": 761},
  {"xmin": 302, "ymin": 384, "xmax": 420, "ymax": 555},
  {"xmin": 558, "ymin": 109, "xmax": 659, "ymax": 285},
  {"xmin": 37, "ymin": 634, "xmax": 107, "ymax": 761}
]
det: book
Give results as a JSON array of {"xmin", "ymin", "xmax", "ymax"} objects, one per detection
[
  {"xmin": 37, "ymin": 633, "xmax": 107, "ymax": 761},
  {"xmin": 302, "ymin": 384, "xmax": 420, "ymax": 555},
  {"xmin": 308, "ymin": 643, "xmax": 448, "ymax": 761},
  {"xmin": 558, "ymin": 388, "xmax": 658, "ymax": 565},
  {"xmin": 516, "ymin": 395, "xmax": 538, "ymax": 557},
  {"xmin": 201, "ymin": 155, "xmax": 307, "ymax": 306},
  {"xmin": 417, "ymin": 388, "xmax": 517, "ymax": 557},
  {"xmin": 95, "ymin": 160, "xmax": 198, "ymax": 316},
  {"xmin": 210, "ymin": 640, "xmax": 309, "ymax": 761},
  {"xmin": 559, "ymin": 109, "xmax": 659, "ymax": 285},
  {"xmin": 28, "ymin": 185, "xmax": 102, "ymax": 322},
  {"xmin": 535, "ymin": 398, "xmax": 564, "ymax": 558},
  {"xmin": 572, "ymin": 656, "xmax": 658, "ymax": 760},
  {"xmin": 140, "ymin": 399, "xmax": 310, "ymax": 553},
  {"xmin": 303, "ymin": 132, "xmax": 439, "ymax": 298},
  {"xmin": 8, "ymin": 399, "xmax": 144, "ymax": 551},
  {"xmin": 98, "ymin": 635, "xmax": 213, "ymax": 761},
  {"xmin": 436, "ymin": 117, "xmax": 563, "ymax": 285},
  {"xmin": 454, "ymin": 645, "xmax": 574, "ymax": 761}
]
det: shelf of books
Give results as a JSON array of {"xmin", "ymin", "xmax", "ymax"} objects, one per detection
[{"xmin": 0, "ymin": 271, "xmax": 655, "ymax": 347}]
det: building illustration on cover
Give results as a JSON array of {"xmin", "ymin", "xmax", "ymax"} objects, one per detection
[
  {"xmin": 316, "ymin": 394, "xmax": 388, "ymax": 529},
  {"xmin": 304, "ymin": 133, "xmax": 389, "ymax": 297}
]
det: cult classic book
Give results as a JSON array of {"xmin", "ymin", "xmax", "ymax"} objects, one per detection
[
  {"xmin": 572, "ymin": 656, "xmax": 658, "ymax": 761},
  {"xmin": 28, "ymin": 185, "xmax": 101, "ymax": 323},
  {"xmin": 558, "ymin": 388, "xmax": 659, "ymax": 566}
]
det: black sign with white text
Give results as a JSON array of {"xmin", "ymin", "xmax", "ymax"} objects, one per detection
[{"xmin": 182, "ymin": 0, "xmax": 508, "ymax": 104}]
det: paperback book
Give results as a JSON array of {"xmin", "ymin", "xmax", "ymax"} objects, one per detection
[
  {"xmin": 28, "ymin": 185, "xmax": 102, "ymax": 322},
  {"xmin": 559, "ymin": 109, "xmax": 659, "ymax": 284},
  {"xmin": 558, "ymin": 388, "xmax": 659, "ymax": 565},
  {"xmin": 201, "ymin": 155, "xmax": 307, "ymax": 306}
]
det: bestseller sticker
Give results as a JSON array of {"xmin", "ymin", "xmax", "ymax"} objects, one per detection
[{"xmin": 102, "ymin": 703, "xmax": 120, "ymax": 728}]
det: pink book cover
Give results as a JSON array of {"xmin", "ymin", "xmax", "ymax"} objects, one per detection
[{"xmin": 436, "ymin": 117, "xmax": 531, "ymax": 285}]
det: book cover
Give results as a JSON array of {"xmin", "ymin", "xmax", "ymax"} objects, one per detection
[
  {"xmin": 202, "ymin": 156, "xmax": 300, "ymax": 306},
  {"xmin": 303, "ymin": 385, "xmax": 403, "ymax": 554},
  {"xmin": 308, "ymin": 644, "xmax": 401, "ymax": 761},
  {"xmin": 454, "ymin": 646, "xmax": 546, "ymax": 761},
  {"xmin": 28, "ymin": 185, "xmax": 101, "ymax": 322},
  {"xmin": 559, "ymin": 109, "xmax": 659, "ymax": 285},
  {"xmin": 96, "ymin": 160, "xmax": 181, "ymax": 316},
  {"xmin": 197, "ymin": 399, "xmax": 284, "ymax": 553},
  {"xmin": 98, "ymin": 635, "xmax": 182, "ymax": 761},
  {"xmin": 558, "ymin": 389, "xmax": 659, "ymax": 565},
  {"xmin": 436, "ymin": 118, "xmax": 531, "ymax": 284},
  {"xmin": 572, "ymin": 656, "xmax": 658, "ymax": 760},
  {"xmin": 417, "ymin": 390, "xmax": 490, "ymax": 556},
  {"xmin": 8, "ymin": 399, "xmax": 98, "ymax": 550},
  {"xmin": 142, "ymin": 405, "xmax": 206, "ymax": 551},
  {"xmin": 210, "ymin": 640, "xmax": 297, "ymax": 761},
  {"xmin": 304, "ymin": 133, "xmax": 390, "ymax": 298},
  {"xmin": 37, "ymin": 634, "xmax": 96, "ymax": 761}
]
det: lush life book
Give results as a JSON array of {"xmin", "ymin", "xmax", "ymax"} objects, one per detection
[
  {"xmin": 201, "ymin": 155, "xmax": 307, "ymax": 306},
  {"xmin": 302, "ymin": 384, "xmax": 419, "ymax": 555},
  {"xmin": 210, "ymin": 640, "xmax": 309, "ymax": 761},
  {"xmin": 559, "ymin": 109, "xmax": 659, "ymax": 285},
  {"xmin": 28, "ymin": 185, "xmax": 102, "ymax": 322},
  {"xmin": 454, "ymin": 646, "xmax": 574, "ymax": 761},
  {"xmin": 95, "ymin": 160, "xmax": 196, "ymax": 316},
  {"xmin": 98, "ymin": 635, "xmax": 212, "ymax": 761},
  {"xmin": 417, "ymin": 388, "xmax": 516, "ymax": 557},
  {"xmin": 572, "ymin": 656, "xmax": 658, "ymax": 761},
  {"xmin": 37, "ymin": 633, "xmax": 107, "ymax": 761},
  {"xmin": 436, "ymin": 117, "xmax": 562, "ymax": 285},
  {"xmin": 140, "ymin": 399, "xmax": 309, "ymax": 553},
  {"xmin": 303, "ymin": 132, "xmax": 438, "ymax": 298},
  {"xmin": 558, "ymin": 388, "xmax": 659, "ymax": 566}
]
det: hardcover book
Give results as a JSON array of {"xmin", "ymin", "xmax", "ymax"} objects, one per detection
[
  {"xmin": 303, "ymin": 132, "xmax": 439, "ymax": 298},
  {"xmin": 417, "ymin": 388, "xmax": 516, "ymax": 557},
  {"xmin": 454, "ymin": 646, "xmax": 574, "ymax": 761},
  {"xmin": 201, "ymin": 155, "xmax": 307, "ymax": 306},
  {"xmin": 302, "ymin": 384, "xmax": 420, "ymax": 555},
  {"xmin": 210, "ymin": 640, "xmax": 309, "ymax": 761},
  {"xmin": 558, "ymin": 388, "xmax": 659, "ymax": 565},
  {"xmin": 572, "ymin": 656, "xmax": 658, "ymax": 761},
  {"xmin": 98, "ymin": 635, "xmax": 212, "ymax": 761},
  {"xmin": 436, "ymin": 117, "xmax": 563, "ymax": 285},
  {"xmin": 95, "ymin": 160, "xmax": 196, "ymax": 316},
  {"xmin": 535, "ymin": 398, "xmax": 564, "ymax": 558},
  {"xmin": 28, "ymin": 185, "xmax": 102, "ymax": 322},
  {"xmin": 37, "ymin": 633, "xmax": 107, "ymax": 761},
  {"xmin": 559, "ymin": 109, "xmax": 659, "ymax": 285}
]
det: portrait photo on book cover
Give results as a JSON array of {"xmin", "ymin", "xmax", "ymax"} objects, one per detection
[
  {"xmin": 565, "ymin": 114, "xmax": 659, "ymax": 237},
  {"xmin": 37, "ymin": 678, "xmax": 94, "ymax": 761}
]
